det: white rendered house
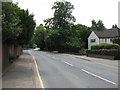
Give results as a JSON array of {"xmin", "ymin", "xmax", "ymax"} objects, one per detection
[{"xmin": 88, "ymin": 28, "xmax": 120, "ymax": 49}]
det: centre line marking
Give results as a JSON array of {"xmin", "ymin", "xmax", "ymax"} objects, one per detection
[
  {"xmin": 81, "ymin": 69, "xmax": 117, "ymax": 85},
  {"xmin": 63, "ymin": 61, "xmax": 73, "ymax": 66}
]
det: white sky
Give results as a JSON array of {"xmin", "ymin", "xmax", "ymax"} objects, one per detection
[{"xmin": 13, "ymin": 0, "xmax": 120, "ymax": 28}]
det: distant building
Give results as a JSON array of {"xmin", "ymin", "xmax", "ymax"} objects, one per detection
[{"xmin": 88, "ymin": 28, "xmax": 120, "ymax": 49}]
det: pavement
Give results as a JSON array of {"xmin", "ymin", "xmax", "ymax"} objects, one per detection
[{"xmin": 2, "ymin": 50, "xmax": 41, "ymax": 88}]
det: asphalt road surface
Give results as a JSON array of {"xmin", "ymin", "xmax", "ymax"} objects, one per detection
[{"xmin": 29, "ymin": 50, "xmax": 118, "ymax": 88}]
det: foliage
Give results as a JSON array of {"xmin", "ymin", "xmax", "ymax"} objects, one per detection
[
  {"xmin": 2, "ymin": 2, "xmax": 22, "ymax": 44},
  {"xmin": 91, "ymin": 20, "xmax": 106, "ymax": 31},
  {"xmin": 86, "ymin": 49, "xmax": 120, "ymax": 60},
  {"xmin": 65, "ymin": 37, "xmax": 83, "ymax": 48},
  {"xmin": 45, "ymin": 29, "xmax": 62, "ymax": 50},
  {"xmin": 44, "ymin": 0, "xmax": 76, "ymax": 30},
  {"xmin": 87, "ymin": 49, "xmax": 118, "ymax": 55},
  {"xmin": 2, "ymin": 2, "xmax": 36, "ymax": 47},
  {"xmin": 17, "ymin": 9, "xmax": 36, "ymax": 45},
  {"xmin": 91, "ymin": 43, "xmax": 120, "ymax": 50},
  {"xmin": 34, "ymin": 0, "xmax": 109, "ymax": 53},
  {"xmin": 69, "ymin": 24, "xmax": 91, "ymax": 48},
  {"xmin": 34, "ymin": 25, "xmax": 47, "ymax": 50},
  {"xmin": 35, "ymin": 1, "xmax": 92, "ymax": 52},
  {"xmin": 113, "ymin": 38, "xmax": 120, "ymax": 45}
]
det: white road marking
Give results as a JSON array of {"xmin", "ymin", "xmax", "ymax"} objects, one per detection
[
  {"xmin": 63, "ymin": 61, "xmax": 73, "ymax": 66},
  {"xmin": 81, "ymin": 69, "xmax": 117, "ymax": 85}
]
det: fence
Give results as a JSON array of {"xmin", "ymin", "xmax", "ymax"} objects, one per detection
[{"xmin": 2, "ymin": 43, "xmax": 23, "ymax": 71}]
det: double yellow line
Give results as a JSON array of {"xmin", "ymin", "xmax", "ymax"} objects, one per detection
[{"xmin": 31, "ymin": 55, "xmax": 45, "ymax": 89}]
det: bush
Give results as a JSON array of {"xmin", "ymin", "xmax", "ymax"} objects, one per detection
[
  {"xmin": 113, "ymin": 38, "xmax": 120, "ymax": 45},
  {"xmin": 91, "ymin": 43, "xmax": 120, "ymax": 50},
  {"xmin": 79, "ymin": 49, "xmax": 88, "ymax": 55},
  {"xmin": 88, "ymin": 49, "xmax": 118, "ymax": 55},
  {"xmin": 87, "ymin": 49, "xmax": 120, "ymax": 60},
  {"xmin": 114, "ymin": 50, "xmax": 120, "ymax": 60},
  {"xmin": 86, "ymin": 50, "xmax": 91, "ymax": 56}
]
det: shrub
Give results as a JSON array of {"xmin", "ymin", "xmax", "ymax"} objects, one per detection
[
  {"xmin": 114, "ymin": 50, "xmax": 120, "ymax": 60},
  {"xmin": 87, "ymin": 49, "xmax": 120, "ymax": 60},
  {"xmin": 86, "ymin": 50, "xmax": 91, "ymax": 56},
  {"xmin": 113, "ymin": 38, "xmax": 120, "ymax": 45},
  {"xmin": 88, "ymin": 49, "xmax": 118, "ymax": 55},
  {"xmin": 91, "ymin": 43, "xmax": 120, "ymax": 50}
]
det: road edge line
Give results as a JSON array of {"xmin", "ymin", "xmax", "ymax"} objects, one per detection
[{"xmin": 31, "ymin": 55, "xmax": 45, "ymax": 89}]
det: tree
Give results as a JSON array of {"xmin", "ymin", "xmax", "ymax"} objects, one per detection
[
  {"xmin": 45, "ymin": 29, "xmax": 62, "ymax": 50},
  {"xmin": 34, "ymin": 25, "xmax": 46, "ymax": 50},
  {"xmin": 44, "ymin": 0, "xmax": 76, "ymax": 30},
  {"xmin": 2, "ymin": 2, "xmax": 22, "ymax": 44},
  {"xmin": 2, "ymin": 2, "xmax": 36, "ymax": 46},
  {"xmin": 91, "ymin": 20, "xmax": 106, "ymax": 31},
  {"xmin": 70, "ymin": 24, "xmax": 91, "ymax": 49},
  {"xmin": 17, "ymin": 9, "xmax": 36, "ymax": 45}
]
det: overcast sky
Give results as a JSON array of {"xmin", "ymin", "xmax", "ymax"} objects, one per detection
[{"xmin": 13, "ymin": 0, "xmax": 119, "ymax": 28}]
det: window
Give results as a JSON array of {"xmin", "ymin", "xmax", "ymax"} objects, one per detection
[{"xmin": 91, "ymin": 39, "xmax": 96, "ymax": 43}]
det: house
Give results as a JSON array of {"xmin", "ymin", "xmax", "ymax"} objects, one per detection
[{"xmin": 88, "ymin": 28, "xmax": 120, "ymax": 49}]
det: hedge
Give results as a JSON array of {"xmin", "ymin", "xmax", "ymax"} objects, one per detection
[
  {"xmin": 113, "ymin": 38, "xmax": 120, "ymax": 45},
  {"xmin": 86, "ymin": 49, "xmax": 120, "ymax": 60},
  {"xmin": 91, "ymin": 43, "xmax": 120, "ymax": 50}
]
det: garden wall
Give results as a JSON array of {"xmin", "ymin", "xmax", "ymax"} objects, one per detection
[{"xmin": 2, "ymin": 43, "xmax": 23, "ymax": 71}]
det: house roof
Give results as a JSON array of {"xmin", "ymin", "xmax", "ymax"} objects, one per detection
[{"xmin": 93, "ymin": 28, "xmax": 120, "ymax": 38}]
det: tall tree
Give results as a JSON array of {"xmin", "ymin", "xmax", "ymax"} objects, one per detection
[
  {"xmin": 44, "ymin": 0, "xmax": 76, "ymax": 30},
  {"xmin": 91, "ymin": 20, "xmax": 105, "ymax": 31},
  {"xmin": 34, "ymin": 25, "xmax": 46, "ymax": 50},
  {"xmin": 2, "ymin": 2, "xmax": 36, "ymax": 46},
  {"xmin": 70, "ymin": 24, "xmax": 91, "ymax": 49},
  {"xmin": 2, "ymin": 2, "xmax": 22, "ymax": 44},
  {"xmin": 17, "ymin": 9, "xmax": 36, "ymax": 45}
]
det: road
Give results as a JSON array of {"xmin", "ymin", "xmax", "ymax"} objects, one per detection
[{"xmin": 29, "ymin": 50, "xmax": 118, "ymax": 88}]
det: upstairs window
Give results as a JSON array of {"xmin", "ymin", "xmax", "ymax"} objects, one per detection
[{"xmin": 91, "ymin": 39, "xmax": 96, "ymax": 43}]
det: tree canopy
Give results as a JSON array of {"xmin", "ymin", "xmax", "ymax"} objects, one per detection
[
  {"xmin": 91, "ymin": 20, "xmax": 106, "ymax": 31},
  {"xmin": 34, "ymin": 1, "xmax": 92, "ymax": 52},
  {"xmin": 2, "ymin": 2, "xmax": 36, "ymax": 46},
  {"xmin": 44, "ymin": 0, "xmax": 76, "ymax": 30},
  {"xmin": 2, "ymin": 2, "xmax": 22, "ymax": 44}
]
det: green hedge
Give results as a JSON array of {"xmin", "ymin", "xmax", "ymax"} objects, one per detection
[
  {"xmin": 91, "ymin": 43, "xmax": 120, "ymax": 50},
  {"xmin": 86, "ymin": 49, "xmax": 120, "ymax": 60},
  {"xmin": 87, "ymin": 49, "xmax": 117, "ymax": 55},
  {"xmin": 113, "ymin": 38, "xmax": 120, "ymax": 45}
]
